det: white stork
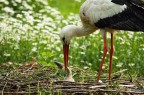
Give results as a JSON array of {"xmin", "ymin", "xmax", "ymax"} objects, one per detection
[{"xmin": 60, "ymin": 0, "xmax": 144, "ymax": 82}]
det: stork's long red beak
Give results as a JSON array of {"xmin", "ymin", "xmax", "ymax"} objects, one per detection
[{"xmin": 63, "ymin": 44, "xmax": 69, "ymax": 70}]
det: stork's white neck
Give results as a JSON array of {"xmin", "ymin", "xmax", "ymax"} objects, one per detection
[
  {"xmin": 68, "ymin": 25, "xmax": 96, "ymax": 38},
  {"xmin": 60, "ymin": 25, "xmax": 97, "ymax": 44}
]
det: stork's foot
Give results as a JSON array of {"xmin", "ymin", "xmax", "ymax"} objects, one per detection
[{"xmin": 97, "ymin": 80, "xmax": 103, "ymax": 83}]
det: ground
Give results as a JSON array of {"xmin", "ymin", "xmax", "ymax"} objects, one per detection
[{"xmin": 0, "ymin": 60, "xmax": 144, "ymax": 95}]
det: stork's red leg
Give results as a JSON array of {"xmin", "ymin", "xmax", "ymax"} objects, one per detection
[
  {"xmin": 97, "ymin": 32, "xmax": 108, "ymax": 82},
  {"xmin": 109, "ymin": 33, "xmax": 114, "ymax": 80}
]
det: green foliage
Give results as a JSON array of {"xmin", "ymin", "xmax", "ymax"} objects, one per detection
[
  {"xmin": 49, "ymin": 0, "xmax": 85, "ymax": 16},
  {"xmin": 0, "ymin": 0, "xmax": 144, "ymax": 77},
  {"xmin": 0, "ymin": 0, "xmax": 61, "ymax": 64}
]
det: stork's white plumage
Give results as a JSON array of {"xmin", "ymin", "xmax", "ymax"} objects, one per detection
[{"xmin": 60, "ymin": 0, "xmax": 144, "ymax": 82}]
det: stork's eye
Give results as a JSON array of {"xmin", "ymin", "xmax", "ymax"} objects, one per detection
[
  {"xmin": 62, "ymin": 37, "xmax": 65, "ymax": 42},
  {"xmin": 83, "ymin": 12, "xmax": 85, "ymax": 16}
]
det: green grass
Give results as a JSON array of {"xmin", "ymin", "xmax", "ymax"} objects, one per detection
[
  {"xmin": 0, "ymin": 0, "xmax": 144, "ymax": 78},
  {"xmin": 49, "ymin": 0, "xmax": 85, "ymax": 16}
]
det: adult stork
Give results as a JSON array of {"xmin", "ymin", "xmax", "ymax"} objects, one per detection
[{"xmin": 60, "ymin": 0, "xmax": 144, "ymax": 82}]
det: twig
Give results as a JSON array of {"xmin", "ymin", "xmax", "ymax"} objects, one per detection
[
  {"xmin": 113, "ymin": 69, "xmax": 128, "ymax": 75},
  {"xmin": 23, "ymin": 63, "xmax": 35, "ymax": 73},
  {"xmin": 23, "ymin": 57, "xmax": 37, "ymax": 73},
  {"xmin": 2, "ymin": 82, "xmax": 7, "ymax": 95},
  {"xmin": 1, "ymin": 92, "xmax": 38, "ymax": 94},
  {"xmin": 16, "ymin": 85, "xmax": 20, "ymax": 95}
]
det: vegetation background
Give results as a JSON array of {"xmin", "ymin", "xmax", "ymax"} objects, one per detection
[{"xmin": 0, "ymin": 0, "xmax": 144, "ymax": 78}]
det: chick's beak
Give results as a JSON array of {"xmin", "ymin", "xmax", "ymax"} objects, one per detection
[{"xmin": 63, "ymin": 44, "xmax": 69, "ymax": 70}]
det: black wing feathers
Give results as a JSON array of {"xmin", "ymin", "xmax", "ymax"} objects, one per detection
[
  {"xmin": 130, "ymin": 0, "xmax": 144, "ymax": 7},
  {"xmin": 111, "ymin": 18, "xmax": 144, "ymax": 31},
  {"xmin": 111, "ymin": 0, "xmax": 128, "ymax": 5},
  {"xmin": 95, "ymin": 8, "xmax": 135, "ymax": 28},
  {"xmin": 112, "ymin": 0, "xmax": 144, "ymax": 7},
  {"xmin": 95, "ymin": 0, "xmax": 144, "ymax": 32}
]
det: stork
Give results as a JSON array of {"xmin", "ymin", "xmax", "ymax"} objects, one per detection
[{"xmin": 60, "ymin": 0, "xmax": 144, "ymax": 82}]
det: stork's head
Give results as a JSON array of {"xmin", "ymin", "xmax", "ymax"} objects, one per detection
[
  {"xmin": 60, "ymin": 25, "xmax": 75, "ymax": 71},
  {"xmin": 60, "ymin": 25, "xmax": 75, "ymax": 45}
]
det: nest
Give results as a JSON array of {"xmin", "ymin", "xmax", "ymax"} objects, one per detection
[{"xmin": 0, "ymin": 61, "xmax": 144, "ymax": 95}]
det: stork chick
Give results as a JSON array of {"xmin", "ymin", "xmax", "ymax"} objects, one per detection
[{"xmin": 54, "ymin": 61, "xmax": 75, "ymax": 82}]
